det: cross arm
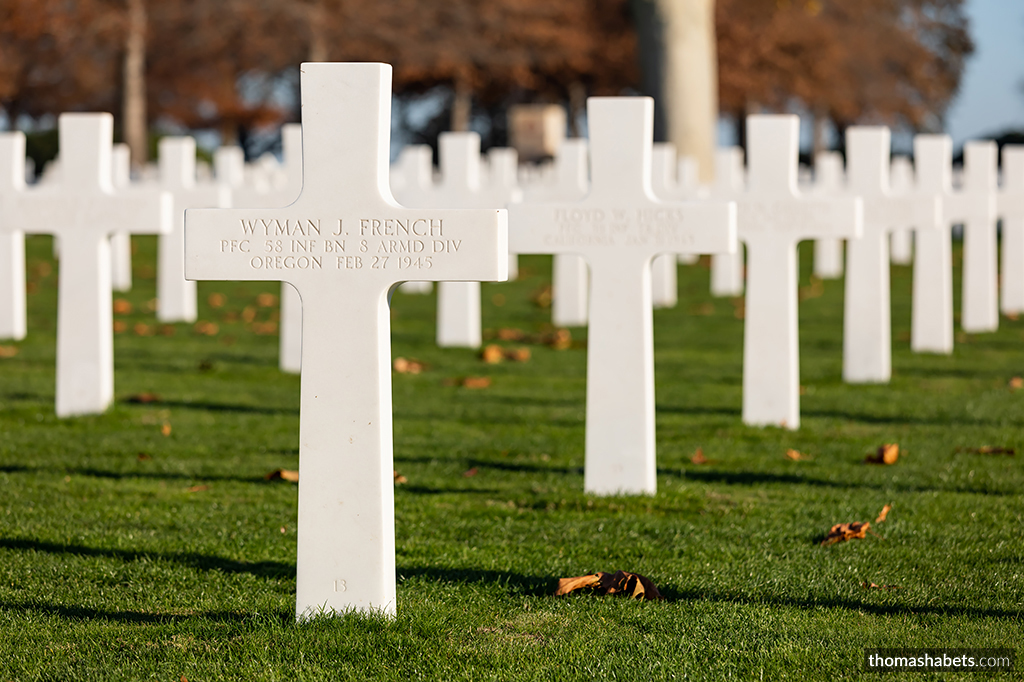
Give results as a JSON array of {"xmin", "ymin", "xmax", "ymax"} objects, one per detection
[{"xmin": 738, "ymin": 196, "xmax": 862, "ymax": 242}]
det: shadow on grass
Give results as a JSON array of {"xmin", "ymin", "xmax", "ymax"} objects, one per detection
[
  {"xmin": 119, "ymin": 397, "xmax": 297, "ymax": 416},
  {"xmin": 0, "ymin": 599, "xmax": 293, "ymax": 625},
  {"xmin": 398, "ymin": 485, "xmax": 505, "ymax": 496},
  {"xmin": 399, "ymin": 566, "xmax": 1023, "ymax": 620},
  {"xmin": 801, "ymin": 408, "xmax": 1023, "ymax": 428},
  {"xmin": 0, "ymin": 464, "xmax": 282, "ymax": 485},
  {"xmin": 0, "ymin": 538, "xmax": 294, "ymax": 580},
  {"xmin": 676, "ymin": 468, "xmax": 1019, "ymax": 497}
]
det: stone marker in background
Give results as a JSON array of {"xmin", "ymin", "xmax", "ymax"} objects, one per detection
[
  {"xmin": 889, "ymin": 156, "xmax": 915, "ymax": 265},
  {"xmin": 811, "ymin": 151, "xmax": 846, "ymax": 279},
  {"xmin": 485, "ymin": 146, "xmax": 524, "ymax": 280},
  {"xmin": 842, "ymin": 127, "xmax": 940, "ymax": 384},
  {"xmin": 910, "ymin": 135, "xmax": 955, "ymax": 354},
  {"xmin": 391, "ymin": 145, "xmax": 436, "ymax": 295},
  {"xmin": 509, "ymin": 97, "xmax": 736, "ymax": 495},
  {"xmin": 110, "ymin": 144, "xmax": 134, "ymax": 292},
  {"xmin": 738, "ymin": 115, "xmax": 862, "ymax": 429},
  {"xmin": 951, "ymin": 141, "xmax": 999, "ymax": 332},
  {"xmin": 998, "ymin": 146, "xmax": 1024, "ymax": 316},
  {"xmin": 216, "ymin": 126, "xmax": 305, "ymax": 373},
  {"xmin": 0, "ymin": 132, "xmax": 27, "ymax": 341},
  {"xmin": 12, "ymin": 113, "xmax": 171, "ymax": 416},
  {"xmin": 185, "ymin": 63, "xmax": 507, "ymax": 618},
  {"xmin": 677, "ymin": 155, "xmax": 703, "ymax": 265},
  {"xmin": 709, "ymin": 147, "xmax": 746, "ymax": 297},
  {"xmin": 523, "ymin": 139, "xmax": 590, "ymax": 327},
  {"xmin": 649, "ymin": 143, "xmax": 680, "ymax": 308},
  {"xmin": 157, "ymin": 137, "xmax": 231, "ymax": 323}
]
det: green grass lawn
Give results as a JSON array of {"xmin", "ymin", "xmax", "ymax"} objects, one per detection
[{"xmin": 1, "ymin": 235, "xmax": 1022, "ymax": 681}]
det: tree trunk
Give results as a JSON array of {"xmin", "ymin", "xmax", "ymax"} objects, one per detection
[
  {"xmin": 567, "ymin": 81, "xmax": 586, "ymax": 138},
  {"xmin": 656, "ymin": 0, "xmax": 718, "ymax": 184},
  {"xmin": 122, "ymin": 0, "xmax": 147, "ymax": 170},
  {"xmin": 450, "ymin": 79, "xmax": 472, "ymax": 132}
]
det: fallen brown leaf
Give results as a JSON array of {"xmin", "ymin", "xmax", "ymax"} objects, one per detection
[
  {"xmin": 127, "ymin": 392, "xmax": 161, "ymax": 404},
  {"xmin": 491, "ymin": 293, "xmax": 506, "ymax": 307},
  {"xmin": 1009, "ymin": 377, "xmax": 1023, "ymax": 391},
  {"xmin": 481, "ymin": 344, "xmax": 505, "ymax": 364},
  {"xmin": 113, "ymin": 321, "xmax": 127, "ymax": 333},
  {"xmin": 159, "ymin": 325, "xmax": 175, "ymax": 337},
  {"xmin": 133, "ymin": 322, "xmax": 153, "ymax": 336},
  {"xmin": 866, "ymin": 443, "xmax": 899, "ymax": 465},
  {"xmin": 265, "ymin": 469, "xmax": 299, "ymax": 482},
  {"xmin": 113, "ymin": 298, "xmax": 132, "ymax": 315},
  {"xmin": 545, "ymin": 328, "xmax": 572, "ymax": 350},
  {"xmin": 1006, "ymin": 312, "xmax": 1020, "ymax": 321},
  {"xmin": 241, "ymin": 306, "xmax": 257, "ymax": 323},
  {"xmin": 821, "ymin": 521, "xmax": 871, "ymax": 546},
  {"xmin": 186, "ymin": 484, "xmax": 208, "ymax": 493},
  {"xmin": 194, "ymin": 321, "xmax": 219, "ymax": 336},
  {"xmin": 875, "ymin": 504, "xmax": 892, "ymax": 523},
  {"xmin": 462, "ymin": 467, "xmax": 479, "ymax": 477},
  {"xmin": 461, "ymin": 376, "xmax": 491, "ymax": 389},
  {"xmin": 256, "ymin": 293, "xmax": 278, "ymax": 307},
  {"xmin": 555, "ymin": 570, "xmax": 663, "ymax": 601},
  {"xmin": 393, "ymin": 470, "xmax": 407, "ymax": 485},
  {"xmin": 251, "ymin": 321, "xmax": 277, "ymax": 335},
  {"xmin": 690, "ymin": 447, "xmax": 709, "ymax": 465},
  {"xmin": 393, "ymin": 357, "xmax": 426, "ymax": 374},
  {"xmin": 207, "ymin": 293, "xmax": 226, "ymax": 308},
  {"xmin": 531, "ymin": 284, "xmax": 552, "ymax": 309},
  {"xmin": 505, "ymin": 347, "xmax": 531, "ymax": 362},
  {"xmin": 957, "ymin": 445, "xmax": 1016, "ymax": 456},
  {"xmin": 786, "ymin": 449, "xmax": 811, "ymax": 461},
  {"xmin": 690, "ymin": 302, "xmax": 714, "ymax": 316},
  {"xmin": 497, "ymin": 328, "xmax": 525, "ymax": 341},
  {"xmin": 798, "ymin": 278, "xmax": 824, "ymax": 301},
  {"xmin": 862, "ymin": 582, "xmax": 901, "ymax": 590},
  {"xmin": 160, "ymin": 422, "xmax": 172, "ymax": 437},
  {"xmin": 137, "ymin": 452, "xmax": 152, "ymax": 461},
  {"xmin": 0, "ymin": 345, "xmax": 19, "ymax": 358}
]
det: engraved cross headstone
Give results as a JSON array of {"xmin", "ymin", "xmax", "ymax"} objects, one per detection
[
  {"xmin": 910, "ymin": 135, "xmax": 955, "ymax": 354},
  {"xmin": 157, "ymin": 137, "xmax": 231, "ymax": 323},
  {"xmin": 185, "ymin": 63, "xmax": 507, "ymax": 617},
  {"xmin": 11, "ymin": 113, "xmax": 171, "ymax": 416},
  {"xmin": 841, "ymin": 127, "xmax": 940, "ymax": 384},
  {"xmin": 811, "ymin": 151, "xmax": 846, "ymax": 279},
  {"xmin": 997, "ymin": 145, "xmax": 1024, "ymax": 315},
  {"xmin": 509, "ymin": 97, "xmax": 736, "ymax": 495},
  {"xmin": 738, "ymin": 115, "xmax": 862, "ymax": 428},
  {"xmin": 0, "ymin": 132, "xmax": 27, "ymax": 341}
]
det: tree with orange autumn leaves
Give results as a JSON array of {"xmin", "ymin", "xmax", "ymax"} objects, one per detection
[{"xmin": 0, "ymin": 0, "xmax": 972, "ymax": 158}]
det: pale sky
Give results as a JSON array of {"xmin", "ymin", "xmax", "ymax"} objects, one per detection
[{"xmin": 945, "ymin": 0, "xmax": 1024, "ymax": 146}]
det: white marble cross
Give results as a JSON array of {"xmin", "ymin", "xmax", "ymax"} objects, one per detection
[
  {"xmin": 709, "ymin": 147, "xmax": 746, "ymax": 297},
  {"xmin": 811, "ymin": 151, "xmax": 846, "ymax": 279},
  {"xmin": 889, "ymin": 156, "xmax": 915, "ymax": 265},
  {"xmin": 157, "ymin": 137, "xmax": 231, "ymax": 323},
  {"xmin": 998, "ymin": 145, "xmax": 1024, "ymax": 315},
  {"xmin": 486, "ymin": 147, "xmax": 524, "ymax": 279},
  {"xmin": 910, "ymin": 135, "xmax": 955, "ymax": 354},
  {"xmin": 11, "ymin": 113, "xmax": 171, "ymax": 416},
  {"xmin": 509, "ymin": 97, "xmax": 736, "ymax": 495},
  {"xmin": 523, "ymin": 139, "xmax": 590, "ymax": 327},
  {"xmin": 216, "ymin": 126, "xmax": 305, "ymax": 373},
  {"xmin": 110, "ymin": 144, "xmax": 134, "ymax": 292},
  {"xmin": 649, "ymin": 144, "xmax": 680, "ymax": 308},
  {"xmin": 399, "ymin": 132, "xmax": 516, "ymax": 348},
  {"xmin": 391, "ymin": 145, "xmax": 435, "ymax": 295},
  {"xmin": 185, "ymin": 63, "xmax": 507, "ymax": 618},
  {"xmin": 0, "ymin": 132, "xmax": 27, "ymax": 341},
  {"xmin": 841, "ymin": 127, "xmax": 940, "ymax": 384},
  {"xmin": 738, "ymin": 115, "xmax": 862, "ymax": 429},
  {"xmin": 950, "ymin": 142, "xmax": 999, "ymax": 332}
]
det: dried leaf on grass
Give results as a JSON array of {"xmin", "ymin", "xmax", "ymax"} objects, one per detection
[
  {"xmin": 137, "ymin": 452, "xmax": 152, "ymax": 461},
  {"xmin": 821, "ymin": 521, "xmax": 871, "ymax": 546},
  {"xmin": 457, "ymin": 376, "xmax": 491, "ymax": 389},
  {"xmin": 689, "ymin": 448, "xmax": 709, "ymax": 465},
  {"xmin": 462, "ymin": 467, "xmax": 479, "ymax": 478},
  {"xmin": 393, "ymin": 470, "xmax": 407, "ymax": 485},
  {"xmin": 786, "ymin": 449, "xmax": 811, "ymax": 461},
  {"xmin": 866, "ymin": 443, "xmax": 899, "ymax": 465},
  {"xmin": 1009, "ymin": 376, "xmax": 1023, "ymax": 390},
  {"xmin": 256, "ymin": 293, "xmax": 278, "ymax": 307},
  {"xmin": 875, "ymin": 504, "xmax": 892, "ymax": 523},
  {"xmin": 160, "ymin": 423, "xmax": 172, "ymax": 437},
  {"xmin": 862, "ymin": 582, "xmax": 901, "ymax": 590},
  {"xmin": 956, "ymin": 446, "xmax": 1015, "ymax": 456},
  {"xmin": 127, "ymin": 392, "xmax": 161, "ymax": 404},
  {"xmin": 555, "ymin": 570, "xmax": 663, "ymax": 601},
  {"xmin": 689, "ymin": 302, "xmax": 715, "ymax": 316},
  {"xmin": 531, "ymin": 284, "xmax": 552, "ymax": 309},
  {"xmin": 186, "ymin": 484, "xmax": 209, "ymax": 493},
  {"xmin": 0, "ymin": 345, "xmax": 20, "ymax": 358},
  {"xmin": 393, "ymin": 357, "xmax": 427, "ymax": 374},
  {"xmin": 193, "ymin": 321, "xmax": 219, "ymax": 336},
  {"xmin": 113, "ymin": 298, "xmax": 133, "ymax": 315},
  {"xmin": 496, "ymin": 328, "xmax": 525, "ymax": 341},
  {"xmin": 481, "ymin": 344, "xmax": 505, "ymax": 364},
  {"xmin": 265, "ymin": 469, "xmax": 299, "ymax": 482},
  {"xmin": 799, "ymin": 278, "xmax": 824, "ymax": 301}
]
